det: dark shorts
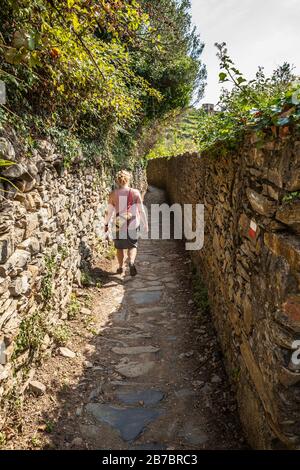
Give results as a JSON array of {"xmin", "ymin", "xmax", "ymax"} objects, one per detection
[
  {"xmin": 114, "ymin": 238, "xmax": 138, "ymax": 250},
  {"xmin": 113, "ymin": 226, "xmax": 140, "ymax": 250}
]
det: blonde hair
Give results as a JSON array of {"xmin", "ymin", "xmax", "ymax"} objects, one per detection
[{"xmin": 116, "ymin": 170, "xmax": 132, "ymax": 187}]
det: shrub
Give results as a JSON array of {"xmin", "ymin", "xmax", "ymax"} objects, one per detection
[{"xmin": 196, "ymin": 43, "xmax": 300, "ymax": 153}]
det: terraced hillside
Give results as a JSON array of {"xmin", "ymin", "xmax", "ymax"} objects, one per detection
[{"xmin": 146, "ymin": 107, "xmax": 200, "ymax": 160}]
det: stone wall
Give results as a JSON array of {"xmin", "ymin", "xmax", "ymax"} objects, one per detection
[
  {"xmin": 0, "ymin": 132, "xmax": 146, "ymax": 415},
  {"xmin": 147, "ymin": 130, "xmax": 300, "ymax": 449}
]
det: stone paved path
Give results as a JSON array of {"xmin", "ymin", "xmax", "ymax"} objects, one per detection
[
  {"xmin": 5, "ymin": 186, "xmax": 244, "ymax": 450},
  {"xmin": 68, "ymin": 187, "xmax": 244, "ymax": 450}
]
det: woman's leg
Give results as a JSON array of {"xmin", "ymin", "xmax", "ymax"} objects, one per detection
[
  {"xmin": 128, "ymin": 247, "xmax": 138, "ymax": 276},
  {"xmin": 128, "ymin": 247, "xmax": 137, "ymax": 266},
  {"xmin": 116, "ymin": 249, "xmax": 125, "ymax": 269}
]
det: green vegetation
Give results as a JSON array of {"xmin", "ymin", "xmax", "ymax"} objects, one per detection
[
  {"xmin": 282, "ymin": 192, "xmax": 300, "ymax": 203},
  {"xmin": 196, "ymin": 43, "xmax": 299, "ymax": 153},
  {"xmin": 147, "ymin": 43, "xmax": 299, "ymax": 160},
  {"xmin": 67, "ymin": 293, "xmax": 81, "ymax": 320},
  {"xmin": 0, "ymin": 159, "xmax": 14, "ymax": 168},
  {"xmin": 44, "ymin": 420, "xmax": 54, "ymax": 434},
  {"xmin": 97, "ymin": 241, "xmax": 117, "ymax": 260},
  {"xmin": 104, "ymin": 244, "xmax": 117, "ymax": 261},
  {"xmin": 0, "ymin": 0, "xmax": 206, "ymax": 168},
  {"xmin": 0, "ymin": 159, "xmax": 15, "ymax": 189},
  {"xmin": 0, "ymin": 432, "xmax": 6, "ymax": 448},
  {"xmin": 51, "ymin": 324, "xmax": 71, "ymax": 346},
  {"xmin": 80, "ymin": 270, "xmax": 94, "ymax": 287},
  {"xmin": 232, "ymin": 367, "xmax": 241, "ymax": 382},
  {"xmin": 192, "ymin": 267, "xmax": 209, "ymax": 315},
  {"xmin": 57, "ymin": 245, "xmax": 69, "ymax": 261},
  {"xmin": 41, "ymin": 255, "xmax": 57, "ymax": 301},
  {"xmin": 13, "ymin": 310, "xmax": 48, "ymax": 360},
  {"xmin": 30, "ymin": 435, "xmax": 42, "ymax": 448},
  {"xmin": 146, "ymin": 107, "xmax": 199, "ymax": 159},
  {"xmin": 135, "ymin": 0, "xmax": 206, "ymax": 118}
]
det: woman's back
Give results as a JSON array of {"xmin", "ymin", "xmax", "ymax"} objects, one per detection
[
  {"xmin": 112, "ymin": 187, "xmax": 141, "ymax": 218},
  {"xmin": 104, "ymin": 169, "xmax": 148, "ymax": 277}
]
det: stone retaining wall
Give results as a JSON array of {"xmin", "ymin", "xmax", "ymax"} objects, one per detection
[
  {"xmin": 0, "ymin": 132, "xmax": 146, "ymax": 417},
  {"xmin": 147, "ymin": 130, "xmax": 300, "ymax": 449}
]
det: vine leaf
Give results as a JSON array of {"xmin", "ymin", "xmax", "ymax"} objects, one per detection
[{"xmin": 219, "ymin": 72, "xmax": 228, "ymax": 82}]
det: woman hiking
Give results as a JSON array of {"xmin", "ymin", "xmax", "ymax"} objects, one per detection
[{"xmin": 104, "ymin": 170, "xmax": 148, "ymax": 276}]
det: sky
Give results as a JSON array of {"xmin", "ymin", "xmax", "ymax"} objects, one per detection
[{"xmin": 190, "ymin": 0, "xmax": 300, "ymax": 105}]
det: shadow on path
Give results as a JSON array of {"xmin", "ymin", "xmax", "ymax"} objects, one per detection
[{"xmin": 12, "ymin": 187, "xmax": 246, "ymax": 450}]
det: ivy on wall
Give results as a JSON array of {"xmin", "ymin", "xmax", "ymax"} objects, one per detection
[{"xmin": 0, "ymin": 0, "xmax": 206, "ymax": 167}]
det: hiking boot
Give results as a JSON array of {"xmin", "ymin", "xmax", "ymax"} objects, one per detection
[{"xmin": 129, "ymin": 263, "xmax": 137, "ymax": 277}]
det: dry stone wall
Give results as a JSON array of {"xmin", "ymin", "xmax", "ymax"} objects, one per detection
[
  {"xmin": 0, "ymin": 131, "xmax": 146, "ymax": 414},
  {"xmin": 147, "ymin": 130, "xmax": 300, "ymax": 449}
]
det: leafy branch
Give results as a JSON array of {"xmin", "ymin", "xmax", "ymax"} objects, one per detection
[
  {"xmin": 215, "ymin": 42, "xmax": 261, "ymax": 108},
  {"xmin": 195, "ymin": 44, "xmax": 299, "ymax": 153}
]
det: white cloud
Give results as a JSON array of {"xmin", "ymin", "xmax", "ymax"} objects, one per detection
[{"xmin": 191, "ymin": 0, "xmax": 300, "ymax": 104}]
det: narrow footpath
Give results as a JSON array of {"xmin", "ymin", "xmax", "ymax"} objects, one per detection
[{"xmin": 5, "ymin": 187, "xmax": 245, "ymax": 450}]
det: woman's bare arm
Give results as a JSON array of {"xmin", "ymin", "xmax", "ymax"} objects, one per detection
[{"xmin": 104, "ymin": 191, "xmax": 115, "ymax": 230}]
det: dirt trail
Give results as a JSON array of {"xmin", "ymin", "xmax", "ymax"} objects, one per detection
[{"xmin": 4, "ymin": 187, "xmax": 245, "ymax": 450}]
